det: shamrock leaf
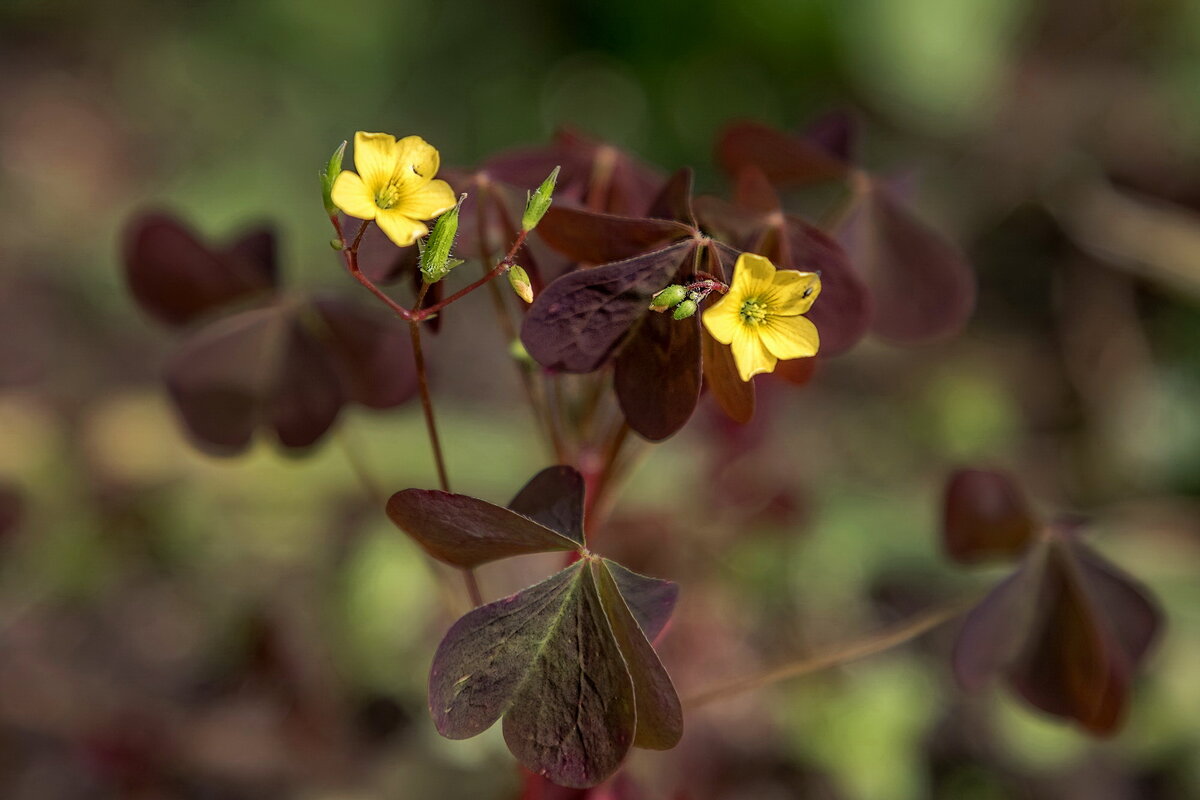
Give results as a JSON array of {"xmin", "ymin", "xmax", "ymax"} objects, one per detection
[
  {"xmin": 386, "ymin": 466, "xmax": 584, "ymax": 567},
  {"xmin": 164, "ymin": 296, "xmax": 415, "ymax": 455},
  {"xmin": 430, "ymin": 558, "xmax": 682, "ymax": 788},
  {"xmin": 123, "ymin": 213, "xmax": 278, "ymax": 327},
  {"xmin": 392, "ymin": 466, "xmax": 682, "ymax": 788},
  {"xmin": 942, "ymin": 468, "xmax": 1038, "ymax": 564},
  {"xmin": 944, "ymin": 469, "xmax": 1163, "ymax": 735}
]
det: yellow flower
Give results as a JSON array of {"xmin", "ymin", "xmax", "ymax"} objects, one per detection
[
  {"xmin": 330, "ymin": 132, "xmax": 457, "ymax": 247},
  {"xmin": 702, "ymin": 253, "xmax": 821, "ymax": 382}
]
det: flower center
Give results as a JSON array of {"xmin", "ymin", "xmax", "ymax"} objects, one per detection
[
  {"xmin": 739, "ymin": 298, "xmax": 769, "ymax": 325},
  {"xmin": 375, "ymin": 182, "xmax": 404, "ymax": 210}
]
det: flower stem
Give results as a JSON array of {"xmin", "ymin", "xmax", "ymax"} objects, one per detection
[{"xmin": 683, "ymin": 599, "xmax": 971, "ymax": 710}]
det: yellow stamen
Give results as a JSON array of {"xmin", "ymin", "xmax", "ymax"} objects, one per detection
[{"xmin": 739, "ymin": 298, "xmax": 769, "ymax": 325}]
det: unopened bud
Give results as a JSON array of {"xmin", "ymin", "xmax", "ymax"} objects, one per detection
[
  {"xmin": 320, "ymin": 140, "xmax": 347, "ymax": 217},
  {"xmin": 420, "ymin": 194, "xmax": 466, "ymax": 283},
  {"xmin": 521, "ymin": 166, "xmax": 560, "ymax": 231},
  {"xmin": 507, "ymin": 265, "xmax": 534, "ymax": 303},
  {"xmin": 673, "ymin": 299, "xmax": 698, "ymax": 320},
  {"xmin": 650, "ymin": 284, "xmax": 688, "ymax": 311}
]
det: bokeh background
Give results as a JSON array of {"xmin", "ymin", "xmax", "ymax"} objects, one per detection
[{"xmin": 3, "ymin": 0, "xmax": 1200, "ymax": 797}]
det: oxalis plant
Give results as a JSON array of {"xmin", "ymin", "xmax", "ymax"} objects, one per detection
[{"xmin": 122, "ymin": 116, "xmax": 1164, "ymax": 791}]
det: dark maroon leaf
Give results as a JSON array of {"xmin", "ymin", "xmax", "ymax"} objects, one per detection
[
  {"xmin": 386, "ymin": 487, "xmax": 579, "ymax": 568},
  {"xmin": 802, "ymin": 110, "xmax": 858, "ymax": 164},
  {"xmin": 646, "ymin": 168, "xmax": 697, "ymax": 228},
  {"xmin": 164, "ymin": 306, "xmax": 288, "ymax": 454},
  {"xmin": 837, "ymin": 180, "xmax": 975, "ymax": 343},
  {"xmin": 502, "ymin": 563, "xmax": 636, "ymax": 788},
  {"xmin": 734, "ymin": 166, "xmax": 783, "ymax": 215},
  {"xmin": 943, "ymin": 469, "xmax": 1039, "ymax": 564},
  {"xmin": 123, "ymin": 213, "xmax": 277, "ymax": 327},
  {"xmin": 313, "ymin": 298, "xmax": 417, "ymax": 409},
  {"xmin": 953, "ymin": 533, "xmax": 1163, "ymax": 736},
  {"xmin": 537, "ymin": 205, "xmax": 693, "ymax": 265},
  {"xmin": 717, "ymin": 121, "xmax": 849, "ymax": 186},
  {"xmin": 521, "ymin": 241, "xmax": 695, "ymax": 373},
  {"xmin": 953, "ymin": 558, "xmax": 1041, "ymax": 691},
  {"xmin": 268, "ymin": 319, "xmax": 344, "ymax": 449},
  {"xmin": 615, "ymin": 308, "xmax": 702, "ymax": 441},
  {"xmin": 430, "ymin": 562, "xmax": 637, "ymax": 788},
  {"xmin": 592, "ymin": 560, "xmax": 682, "ymax": 750},
  {"xmin": 1071, "ymin": 540, "xmax": 1163, "ymax": 666},
  {"xmin": 1007, "ymin": 541, "xmax": 1129, "ymax": 735},
  {"xmin": 702, "ymin": 327, "xmax": 754, "ymax": 424},
  {"xmin": 430, "ymin": 564, "xmax": 588, "ymax": 740},
  {"xmin": 507, "ymin": 466, "xmax": 586, "ymax": 547},
  {"xmin": 602, "ymin": 559, "xmax": 678, "ymax": 643}
]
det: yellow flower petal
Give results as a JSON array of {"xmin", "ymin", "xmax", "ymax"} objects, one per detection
[
  {"xmin": 701, "ymin": 294, "xmax": 742, "ymax": 345},
  {"xmin": 330, "ymin": 170, "xmax": 378, "ymax": 220},
  {"xmin": 375, "ymin": 210, "xmax": 428, "ymax": 248},
  {"xmin": 391, "ymin": 135, "xmax": 441, "ymax": 192},
  {"xmin": 400, "ymin": 179, "xmax": 456, "ymax": 220},
  {"xmin": 731, "ymin": 324, "xmax": 778, "ymax": 382},
  {"xmin": 353, "ymin": 132, "xmax": 400, "ymax": 194},
  {"xmin": 731, "ymin": 253, "xmax": 776, "ymax": 299},
  {"xmin": 759, "ymin": 314, "xmax": 820, "ymax": 360},
  {"xmin": 769, "ymin": 270, "xmax": 822, "ymax": 316}
]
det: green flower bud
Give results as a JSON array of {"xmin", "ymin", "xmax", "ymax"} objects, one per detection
[
  {"xmin": 521, "ymin": 166, "xmax": 560, "ymax": 231},
  {"xmin": 508, "ymin": 264, "xmax": 534, "ymax": 303},
  {"xmin": 420, "ymin": 194, "xmax": 466, "ymax": 283},
  {"xmin": 672, "ymin": 299, "xmax": 698, "ymax": 320},
  {"xmin": 650, "ymin": 284, "xmax": 688, "ymax": 310},
  {"xmin": 320, "ymin": 140, "xmax": 347, "ymax": 217}
]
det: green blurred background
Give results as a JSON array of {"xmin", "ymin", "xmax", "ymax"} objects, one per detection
[{"xmin": 3, "ymin": 0, "xmax": 1200, "ymax": 797}]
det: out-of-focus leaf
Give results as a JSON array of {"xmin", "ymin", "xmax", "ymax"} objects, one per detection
[
  {"xmin": 123, "ymin": 214, "xmax": 277, "ymax": 327},
  {"xmin": 1007, "ymin": 541, "xmax": 1129, "ymax": 735},
  {"xmin": 701, "ymin": 326, "xmax": 754, "ymax": 424},
  {"xmin": 646, "ymin": 168, "xmax": 697, "ymax": 228},
  {"xmin": 802, "ymin": 110, "xmax": 859, "ymax": 163},
  {"xmin": 943, "ymin": 468, "xmax": 1039, "ymax": 563},
  {"xmin": 313, "ymin": 298, "xmax": 417, "ymax": 409},
  {"xmin": 267, "ymin": 318, "xmax": 344, "ymax": 449},
  {"xmin": 386, "ymin": 487, "xmax": 580, "ymax": 569},
  {"xmin": 536, "ymin": 205, "xmax": 693, "ymax": 265},
  {"xmin": 953, "ymin": 555, "xmax": 1041, "ymax": 691},
  {"xmin": 507, "ymin": 465, "xmax": 587, "ymax": 547},
  {"xmin": 521, "ymin": 241, "xmax": 694, "ymax": 372},
  {"xmin": 838, "ymin": 179, "xmax": 975, "ymax": 342},
  {"xmin": 615, "ymin": 307, "xmax": 702, "ymax": 440},
  {"xmin": 592, "ymin": 560, "xmax": 682, "ymax": 750},
  {"xmin": 952, "ymin": 533, "xmax": 1163, "ymax": 736},
  {"xmin": 717, "ymin": 121, "xmax": 849, "ymax": 186},
  {"xmin": 164, "ymin": 306, "xmax": 288, "ymax": 454}
]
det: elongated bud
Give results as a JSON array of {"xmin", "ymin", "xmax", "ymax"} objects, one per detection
[
  {"xmin": 320, "ymin": 140, "xmax": 347, "ymax": 216},
  {"xmin": 507, "ymin": 264, "xmax": 534, "ymax": 303},
  {"xmin": 522, "ymin": 166, "xmax": 560, "ymax": 231},
  {"xmin": 421, "ymin": 194, "xmax": 466, "ymax": 283},
  {"xmin": 672, "ymin": 299, "xmax": 698, "ymax": 320},
  {"xmin": 649, "ymin": 284, "xmax": 687, "ymax": 311}
]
